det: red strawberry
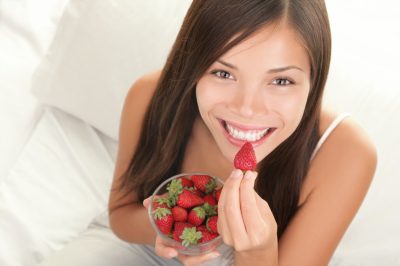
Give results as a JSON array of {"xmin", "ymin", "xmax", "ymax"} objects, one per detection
[
  {"xmin": 191, "ymin": 188, "xmax": 205, "ymax": 198},
  {"xmin": 153, "ymin": 207, "xmax": 174, "ymax": 235},
  {"xmin": 152, "ymin": 195, "xmax": 170, "ymax": 209},
  {"xmin": 203, "ymin": 194, "xmax": 217, "ymax": 206},
  {"xmin": 206, "ymin": 216, "xmax": 218, "ymax": 233},
  {"xmin": 176, "ymin": 189, "xmax": 204, "ymax": 209},
  {"xmin": 214, "ymin": 188, "xmax": 222, "ymax": 202},
  {"xmin": 180, "ymin": 227, "xmax": 202, "ymax": 247},
  {"xmin": 199, "ymin": 230, "xmax": 219, "ymax": 243},
  {"xmin": 196, "ymin": 225, "xmax": 209, "ymax": 234},
  {"xmin": 172, "ymin": 222, "xmax": 194, "ymax": 242},
  {"xmin": 234, "ymin": 141, "xmax": 257, "ymax": 171},
  {"xmin": 202, "ymin": 202, "xmax": 217, "ymax": 216},
  {"xmin": 188, "ymin": 206, "xmax": 206, "ymax": 226},
  {"xmin": 177, "ymin": 177, "xmax": 194, "ymax": 188},
  {"xmin": 191, "ymin": 175, "xmax": 217, "ymax": 194},
  {"xmin": 171, "ymin": 206, "xmax": 188, "ymax": 222}
]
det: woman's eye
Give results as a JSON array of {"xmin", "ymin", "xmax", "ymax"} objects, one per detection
[
  {"xmin": 272, "ymin": 78, "xmax": 293, "ymax": 86},
  {"xmin": 212, "ymin": 70, "xmax": 234, "ymax": 80}
]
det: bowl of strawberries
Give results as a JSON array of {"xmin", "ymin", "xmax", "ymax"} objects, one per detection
[{"xmin": 148, "ymin": 173, "xmax": 223, "ymax": 255}]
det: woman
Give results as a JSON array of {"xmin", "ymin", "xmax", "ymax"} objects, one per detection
[{"xmin": 42, "ymin": 1, "xmax": 377, "ymax": 265}]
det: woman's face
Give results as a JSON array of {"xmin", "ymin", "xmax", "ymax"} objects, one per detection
[{"xmin": 196, "ymin": 23, "xmax": 311, "ymax": 163}]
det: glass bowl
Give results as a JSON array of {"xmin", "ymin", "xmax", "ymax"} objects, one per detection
[{"xmin": 148, "ymin": 173, "xmax": 224, "ymax": 256}]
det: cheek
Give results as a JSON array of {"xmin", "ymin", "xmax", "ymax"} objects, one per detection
[
  {"xmin": 278, "ymin": 91, "xmax": 309, "ymax": 128},
  {"xmin": 196, "ymin": 79, "xmax": 227, "ymax": 112}
]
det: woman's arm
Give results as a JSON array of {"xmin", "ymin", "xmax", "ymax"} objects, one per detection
[
  {"xmin": 277, "ymin": 116, "xmax": 377, "ymax": 265},
  {"xmin": 108, "ymin": 70, "xmax": 161, "ymax": 244}
]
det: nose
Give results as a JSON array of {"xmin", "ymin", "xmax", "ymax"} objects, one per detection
[{"xmin": 230, "ymin": 86, "xmax": 266, "ymax": 118}]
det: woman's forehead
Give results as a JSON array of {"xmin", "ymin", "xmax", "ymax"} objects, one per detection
[{"xmin": 219, "ymin": 23, "xmax": 310, "ymax": 74}]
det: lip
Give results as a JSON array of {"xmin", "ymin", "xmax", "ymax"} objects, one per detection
[{"xmin": 218, "ymin": 119, "xmax": 276, "ymax": 148}]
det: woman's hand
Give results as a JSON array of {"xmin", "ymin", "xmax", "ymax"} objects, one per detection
[
  {"xmin": 143, "ymin": 197, "xmax": 220, "ymax": 266},
  {"xmin": 217, "ymin": 169, "xmax": 278, "ymax": 255}
]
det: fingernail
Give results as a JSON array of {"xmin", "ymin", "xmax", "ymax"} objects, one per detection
[
  {"xmin": 168, "ymin": 251, "xmax": 178, "ymax": 258},
  {"xmin": 244, "ymin": 171, "xmax": 252, "ymax": 179},
  {"xmin": 210, "ymin": 252, "xmax": 220, "ymax": 258},
  {"xmin": 231, "ymin": 169, "xmax": 242, "ymax": 179}
]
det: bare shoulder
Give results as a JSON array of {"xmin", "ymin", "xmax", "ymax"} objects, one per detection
[
  {"xmin": 108, "ymin": 69, "xmax": 161, "ymax": 212},
  {"xmin": 300, "ymin": 108, "xmax": 377, "ymax": 200},
  {"xmin": 278, "ymin": 109, "xmax": 377, "ymax": 265},
  {"xmin": 311, "ymin": 108, "xmax": 377, "ymax": 189}
]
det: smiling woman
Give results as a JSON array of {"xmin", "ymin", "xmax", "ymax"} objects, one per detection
[{"xmin": 38, "ymin": 1, "xmax": 377, "ymax": 266}]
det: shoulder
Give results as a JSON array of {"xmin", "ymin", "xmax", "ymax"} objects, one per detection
[
  {"xmin": 278, "ymin": 109, "xmax": 377, "ymax": 264},
  {"xmin": 108, "ymin": 69, "xmax": 161, "ymax": 210},
  {"xmin": 125, "ymin": 69, "xmax": 162, "ymax": 106},
  {"xmin": 300, "ymin": 108, "xmax": 377, "ymax": 203}
]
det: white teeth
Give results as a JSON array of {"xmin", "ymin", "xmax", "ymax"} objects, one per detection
[{"xmin": 226, "ymin": 122, "xmax": 269, "ymax": 142}]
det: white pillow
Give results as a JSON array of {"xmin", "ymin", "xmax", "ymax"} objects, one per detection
[
  {"xmin": 31, "ymin": 0, "xmax": 192, "ymax": 140},
  {"xmin": 0, "ymin": 107, "xmax": 116, "ymax": 265}
]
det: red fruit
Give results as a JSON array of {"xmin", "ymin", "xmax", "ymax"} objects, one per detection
[
  {"xmin": 199, "ymin": 230, "xmax": 219, "ymax": 243},
  {"xmin": 196, "ymin": 225, "xmax": 209, "ymax": 234},
  {"xmin": 171, "ymin": 206, "xmax": 188, "ymax": 222},
  {"xmin": 180, "ymin": 227, "xmax": 202, "ymax": 247},
  {"xmin": 177, "ymin": 177, "xmax": 194, "ymax": 188},
  {"xmin": 203, "ymin": 194, "xmax": 217, "ymax": 206},
  {"xmin": 176, "ymin": 189, "xmax": 204, "ymax": 209},
  {"xmin": 191, "ymin": 175, "xmax": 217, "ymax": 194},
  {"xmin": 214, "ymin": 188, "xmax": 222, "ymax": 202},
  {"xmin": 202, "ymin": 202, "xmax": 217, "ymax": 216},
  {"xmin": 206, "ymin": 216, "xmax": 218, "ymax": 233},
  {"xmin": 234, "ymin": 141, "xmax": 257, "ymax": 171},
  {"xmin": 192, "ymin": 188, "xmax": 204, "ymax": 198},
  {"xmin": 188, "ymin": 206, "xmax": 206, "ymax": 226},
  {"xmin": 172, "ymin": 222, "xmax": 194, "ymax": 242},
  {"xmin": 153, "ymin": 207, "xmax": 174, "ymax": 235},
  {"xmin": 152, "ymin": 196, "xmax": 170, "ymax": 209}
]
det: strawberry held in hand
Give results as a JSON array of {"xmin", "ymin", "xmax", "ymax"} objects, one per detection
[{"xmin": 234, "ymin": 141, "xmax": 257, "ymax": 171}]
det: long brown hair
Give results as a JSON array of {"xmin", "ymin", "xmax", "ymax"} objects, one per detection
[{"xmin": 120, "ymin": 0, "xmax": 331, "ymax": 238}]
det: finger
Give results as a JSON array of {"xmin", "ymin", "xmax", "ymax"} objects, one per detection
[
  {"xmin": 178, "ymin": 251, "xmax": 220, "ymax": 266},
  {"xmin": 143, "ymin": 197, "xmax": 151, "ymax": 209},
  {"xmin": 254, "ymin": 192, "xmax": 277, "ymax": 225},
  {"xmin": 240, "ymin": 171, "xmax": 266, "ymax": 238},
  {"xmin": 217, "ymin": 174, "xmax": 234, "ymax": 245},
  {"xmin": 220, "ymin": 169, "xmax": 247, "ymax": 244},
  {"xmin": 154, "ymin": 236, "xmax": 178, "ymax": 259}
]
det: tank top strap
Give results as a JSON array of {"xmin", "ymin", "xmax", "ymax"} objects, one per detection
[{"xmin": 310, "ymin": 113, "xmax": 351, "ymax": 161}]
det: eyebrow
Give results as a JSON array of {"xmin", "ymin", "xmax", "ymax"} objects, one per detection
[{"xmin": 216, "ymin": 59, "xmax": 304, "ymax": 73}]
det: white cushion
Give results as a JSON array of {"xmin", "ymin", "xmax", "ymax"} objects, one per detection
[
  {"xmin": 0, "ymin": 107, "xmax": 116, "ymax": 265},
  {"xmin": 31, "ymin": 0, "xmax": 191, "ymax": 140}
]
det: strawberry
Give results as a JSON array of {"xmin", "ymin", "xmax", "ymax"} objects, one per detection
[
  {"xmin": 152, "ymin": 195, "xmax": 171, "ymax": 209},
  {"xmin": 214, "ymin": 188, "xmax": 222, "ymax": 202},
  {"xmin": 199, "ymin": 230, "xmax": 219, "ymax": 243},
  {"xmin": 203, "ymin": 194, "xmax": 217, "ymax": 206},
  {"xmin": 153, "ymin": 207, "xmax": 174, "ymax": 235},
  {"xmin": 202, "ymin": 202, "xmax": 217, "ymax": 216},
  {"xmin": 176, "ymin": 189, "xmax": 204, "ymax": 209},
  {"xmin": 172, "ymin": 222, "xmax": 194, "ymax": 242},
  {"xmin": 180, "ymin": 227, "xmax": 202, "ymax": 247},
  {"xmin": 171, "ymin": 206, "xmax": 188, "ymax": 222},
  {"xmin": 206, "ymin": 216, "xmax": 218, "ymax": 233},
  {"xmin": 191, "ymin": 175, "xmax": 217, "ymax": 194},
  {"xmin": 188, "ymin": 206, "xmax": 206, "ymax": 226},
  {"xmin": 177, "ymin": 177, "xmax": 194, "ymax": 188},
  {"xmin": 234, "ymin": 141, "xmax": 257, "ymax": 171},
  {"xmin": 196, "ymin": 225, "xmax": 209, "ymax": 234},
  {"xmin": 191, "ymin": 188, "xmax": 205, "ymax": 198}
]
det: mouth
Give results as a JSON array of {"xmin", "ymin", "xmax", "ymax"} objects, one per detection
[{"xmin": 218, "ymin": 119, "xmax": 276, "ymax": 147}]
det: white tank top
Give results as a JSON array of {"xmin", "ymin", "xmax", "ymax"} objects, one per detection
[{"xmin": 310, "ymin": 113, "xmax": 351, "ymax": 160}]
